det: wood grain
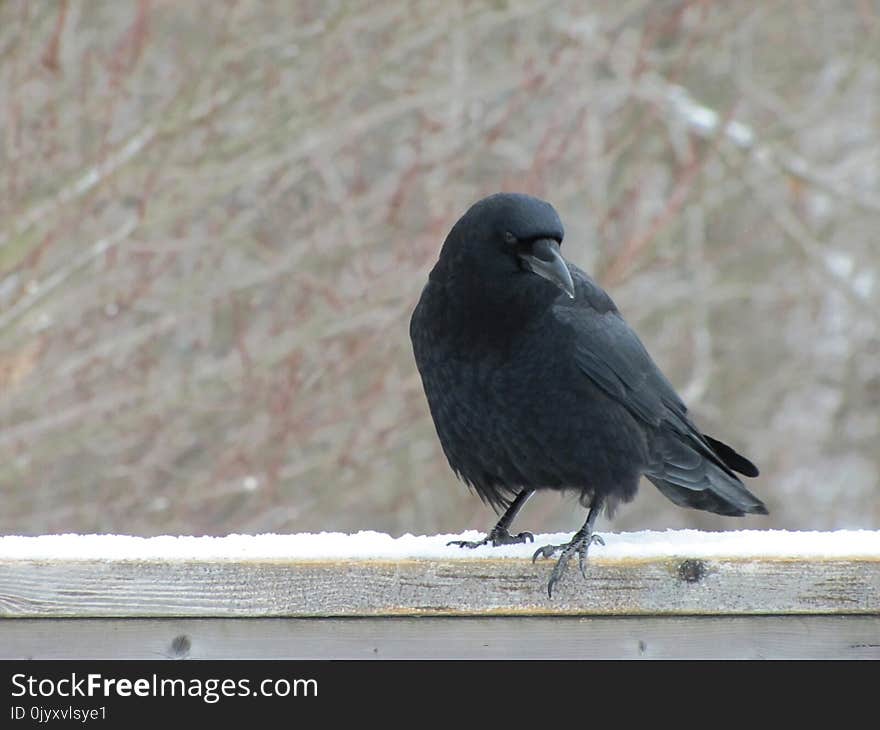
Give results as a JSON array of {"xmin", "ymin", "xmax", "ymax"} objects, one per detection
[
  {"xmin": 0, "ymin": 554, "xmax": 878, "ymax": 617},
  {"xmin": 2, "ymin": 615, "xmax": 878, "ymax": 659}
]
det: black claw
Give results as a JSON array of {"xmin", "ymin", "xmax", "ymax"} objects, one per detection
[
  {"xmin": 536, "ymin": 530, "xmax": 604, "ymax": 596},
  {"xmin": 532, "ymin": 544, "xmax": 560, "ymax": 563},
  {"xmin": 446, "ymin": 538, "xmax": 488, "ymax": 549},
  {"xmin": 546, "ymin": 549, "xmax": 574, "ymax": 597},
  {"xmin": 489, "ymin": 529, "xmax": 535, "ymax": 547},
  {"xmin": 449, "ymin": 527, "xmax": 536, "ymax": 551}
]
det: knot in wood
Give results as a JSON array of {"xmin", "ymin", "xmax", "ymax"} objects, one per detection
[{"xmin": 678, "ymin": 559, "xmax": 706, "ymax": 583}]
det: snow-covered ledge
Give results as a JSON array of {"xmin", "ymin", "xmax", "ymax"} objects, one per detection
[
  {"xmin": 1, "ymin": 529, "xmax": 878, "ymax": 615},
  {"xmin": 1, "ymin": 530, "xmax": 878, "ymax": 658}
]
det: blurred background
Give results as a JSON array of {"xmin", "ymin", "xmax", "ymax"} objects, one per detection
[{"xmin": 1, "ymin": 1, "xmax": 878, "ymax": 538}]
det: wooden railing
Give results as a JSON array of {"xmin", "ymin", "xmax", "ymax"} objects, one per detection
[{"xmin": 1, "ymin": 531, "xmax": 878, "ymax": 658}]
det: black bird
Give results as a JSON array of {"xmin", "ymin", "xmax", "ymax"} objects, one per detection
[{"xmin": 410, "ymin": 192, "xmax": 766, "ymax": 597}]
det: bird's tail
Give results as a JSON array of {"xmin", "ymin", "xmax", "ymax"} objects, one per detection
[{"xmin": 646, "ymin": 434, "xmax": 767, "ymax": 517}]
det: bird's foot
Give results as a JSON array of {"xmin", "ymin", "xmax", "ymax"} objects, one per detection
[
  {"xmin": 532, "ymin": 532, "xmax": 605, "ymax": 597},
  {"xmin": 447, "ymin": 527, "xmax": 535, "ymax": 549}
]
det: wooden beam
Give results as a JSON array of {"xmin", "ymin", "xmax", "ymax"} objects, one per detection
[
  {"xmin": 0, "ymin": 553, "xmax": 877, "ymax": 617},
  {"xmin": 1, "ymin": 616, "xmax": 878, "ymax": 659}
]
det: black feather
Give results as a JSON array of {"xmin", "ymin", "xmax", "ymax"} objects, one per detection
[{"xmin": 704, "ymin": 434, "xmax": 760, "ymax": 478}]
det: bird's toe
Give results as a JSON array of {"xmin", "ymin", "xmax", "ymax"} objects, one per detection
[
  {"xmin": 532, "ymin": 543, "xmax": 561, "ymax": 562},
  {"xmin": 446, "ymin": 538, "xmax": 487, "ymax": 549},
  {"xmin": 578, "ymin": 548, "xmax": 589, "ymax": 578},
  {"xmin": 486, "ymin": 528, "xmax": 532, "ymax": 546}
]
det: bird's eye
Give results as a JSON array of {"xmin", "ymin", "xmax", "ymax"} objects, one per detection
[{"xmin": 504, "ymin": 232, "xmax": 517, "ymax": 245}]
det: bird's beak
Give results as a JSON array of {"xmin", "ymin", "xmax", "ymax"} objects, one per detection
[{"xmin": 519, "ymin": 239, "xmax": 575, "ymax": 299}]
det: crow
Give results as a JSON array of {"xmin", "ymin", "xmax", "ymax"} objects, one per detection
[{"xmin": 410, "ymin": 192, "xmax": 766, "ymax": 597}]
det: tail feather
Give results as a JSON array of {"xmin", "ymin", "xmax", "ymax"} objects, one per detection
[
  {"xmin": 703, "ymin": 434, "xmax": 759, "ymax": 477},
  {"xmin": 648, "ymin": 435, "xmax": 767, "ymax": 517},
  {"xmin": 648, "ymin": 473, "xmax": 767, "ymax": 516}
]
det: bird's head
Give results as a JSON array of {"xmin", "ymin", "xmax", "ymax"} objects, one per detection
[{"xmin": 432, "ymin": 193, "xmax": 575, "ymax": 300}]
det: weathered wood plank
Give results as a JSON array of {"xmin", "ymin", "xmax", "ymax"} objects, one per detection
[
  {"xmin": 1, "ymin": 616, "xmax": 878, "ymax": 659},
  {"xmin": 0, "ymin": 555, "xmax": 878, "ymax": 617}
]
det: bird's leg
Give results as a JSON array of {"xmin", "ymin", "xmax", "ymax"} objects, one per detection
[
  {"xmin": 448, "ymin": 489, "xmax": 535, "ymax": 548},
  {"xmin": 532, "ymin": 496, "xmax": 605, "ymax": 597}
]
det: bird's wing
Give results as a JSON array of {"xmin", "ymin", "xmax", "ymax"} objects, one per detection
[
  {"xmin": 553, "ymin": 269, "xmax": 764, "ymax": 515},
  {"xmin": 553, "ymin": 275, "xmax": 689, "ymax": 434}
]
